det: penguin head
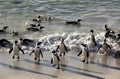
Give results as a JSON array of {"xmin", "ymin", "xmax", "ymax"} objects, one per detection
[
  {"xmin": 104, "ymin": 39, "xmax": 107, "ymax": 43},
  {"xmin": 19, "ymin": 38, "xmax": 23, "ymax": 41},
  {"xmin": 78, "ymin": 19, "xmax": 82, "ymax": 22},
  {"xmin": 37, "ymin": 23, "xmax": 41, "ymax": 26},
  {"xmin": 52, "ymin": 50, "xmax": 56, "ymax": 53},
  {"xmin": 15, "ymin": 40, "xmax": 18, "ymax": 44},
  {"xmin": 105, "ymin": 24, "xmax": 108, "ymax": 28},
  {"xmin": 90, "ymin": 29, "xmax": 94, "ymax": 33},
  {"xmin": 3, "ymin": 26, "xmax": 8, "ymax": 30},
  {"xmin": 61, "ymin": 38, "xmax": 64, "ymax": 43},
  {"xmin": 38, "ymin": 16, "xmax": 41, "ymax": 19}
]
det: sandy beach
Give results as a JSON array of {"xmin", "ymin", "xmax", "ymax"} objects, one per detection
[{"xmin": 0, "ymin": 50, "xmax": 120, "ymax": 79}]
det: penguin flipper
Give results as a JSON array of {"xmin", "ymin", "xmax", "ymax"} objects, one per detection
[
  {"xmin": 39, "ymin": 50, "xmax": 43, "ymax": 58},
  {"xmin": 55, "ymin": 54, "xmax": 60, "ymax": 62},
  {"xmin": 77, "ymin": 50, "xmax": 82, "ymax": 56},
  {"xmin": 64, "ymin": 44, "xmax": 68, "ymax": 52},
  {"xmin": 51, "ymin": 58, "xmax": 53, "ymax": 64},
  {"xmin": 56, "ymin": 45, "xmax": 59, "ymax": 52},
  {"xmin": 9, "ymin": 48, "xmax": 13, "ymax": 54},
  {"xmin": 29, "ymin": 50, "xmax": 34, "ymax": 56},
  {"xmin": 18, "ymin": 46, "xmax": 25, "ymax": 54}
]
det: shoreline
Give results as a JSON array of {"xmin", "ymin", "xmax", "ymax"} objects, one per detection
[{"xmin": 0, "ymin": 51, "xmax": 120, "ymax": 79}]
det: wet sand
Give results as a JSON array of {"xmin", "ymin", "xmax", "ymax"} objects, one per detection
[{"xmin": 0, "ymin": 50, "xmax": 120, "ymax": 79}]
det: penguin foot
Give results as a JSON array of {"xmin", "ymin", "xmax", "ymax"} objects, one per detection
[
  {"xmin": 82, "ymin": 59, "xmax": 85, "ymax": 62},
  {"xmin": 86, "ymin": 61, "xmax": 88, "ymax": 64},
  {"xmin": 38, "ymin": 59, "xmax": 40, "ymax": 61},
  {"xmin": 60, "ymin": 54, "xmax": 62, "ymax": 57},
  {"xmin": 57, "ymin": 66, "xmax": 60, "ymax": 69},
  {"xmin": 17, "ymin": 56, "xmax": 19, "ymax": 59},
  {"xmin": 12, "ymin": 56, "xmax": 15, "ymax": 59},
  {"xmin": 34, "ymin": 58, "xmax": 37, "ymax": 60},
  {"xmin": 52, "ymin": 64, "xmax": 56, "ymax": 67}
]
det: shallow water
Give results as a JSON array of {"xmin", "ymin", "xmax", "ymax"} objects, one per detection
[{"xmin": 0, "ymin": 0, "xmax": 120, "ymax": 40}]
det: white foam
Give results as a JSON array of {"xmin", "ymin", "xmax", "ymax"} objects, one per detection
[{"xmin": 38, "ymin": 32, "xmax": 119, "ymax": 53}]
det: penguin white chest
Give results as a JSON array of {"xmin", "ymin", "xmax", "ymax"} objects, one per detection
[
  {"xmin": 34, "ymin": 48, "xmax": 40, "ymax": 57},
  {"xmin": 102, "ymin": 44, "xmax": 108, "ymax": 52},
  {"xmin": 99, "ymin": 44, "xmax": 108, "ymax": 54},
  {"xmin": 13, "ymin": 45, "xmax": 19, "ymax": 56},
  {"xmin": 52, "ymin": 54, "xmax": 59, "ymax": 64},
  {"xmin": 83, "ymin": 48, "xmax": 88, "ymax": 58},
  {"xmin": 60, "ymin": 44, "xmax": 65, "ymax": 53}
]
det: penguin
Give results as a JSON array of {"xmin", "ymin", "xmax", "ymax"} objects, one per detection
[
  {"xmin": 65, "ymin": 19, "xmax": 82, "ymax": 25},
  {"xmin": 29, "ymin": 42, "xmax": 43, "ymax": 62},
  {"xmin": 104, "ymin": 24, "xmax": 115, "ymax": 39},
  {"xmin": 32, "ymin": 15, "xmax": 42, "ymax": 22},
  {"xmin": 12, "ymin": 30, "xmax": 19, "ymax": 36},
  {"xmin": 26, "ymin": 25, "xmax": 45, "ymax": 32},
  {"xmin": 98, "ymin": 39, "xmax": 111, "ymax": 55},
  {"xmin": 9, "ymin": 40, "xmax": 25, "ymax": 59},
  {"xmin": 114, "ymin": 50, "xmax": 120, "ymax": 58},
  {"xmin": 89, "ymin": 29, "xmax": 97, "ymax": 46},
  {"xmin": 30, "ymin": 23, "xmax": 41, "ymax": 28},
  {"xmin": 0, "ymin": 39, "xmax": 12, "ymax": 50},
  {"xmin": 19, "ymin": 38, "xmax": 36, "ymax": 47},
  {"xmin": 51, "ymin": 50, "xmax": 60, "ymax": 69},
  {"xmin": 56, "ymin": 38, "xmax": 68, "ymax": 57},
  {"xmin": 77, "ymin": 44, "xmax": 89, "ymax": 64},
  {"xmin": 0, "ymin": 26, "xmax": 8, "ymax": 33}
]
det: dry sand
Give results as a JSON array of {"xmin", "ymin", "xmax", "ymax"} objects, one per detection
[{"xmin": 0, "ymin": 50, "xmax": 120, "ymax": 79}]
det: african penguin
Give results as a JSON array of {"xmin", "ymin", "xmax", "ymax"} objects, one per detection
[
  {"xmin": 29, "ymin": 42, "xmax": 43, "ymax": 62},
  {"xmin": 51, "ymin": 50, "xmax": 60, "ymax": 69},
  {"xmin": 66, "ymin": 19, "xmax": 82, "ymax": 25},
  {"xmin": 9, "ymin": 40, "xmax": 25, "ymax": 59},
  {"xmin": 56, "ymin": 38, "xmax": 68, "ymax": 57},
  {"xmin": 98, "ymin": 39, "xmax": 111, "ymax": 55},
  {"xmin": 77, "ymin": 44, "xmax": 89, "ymax": 64}
]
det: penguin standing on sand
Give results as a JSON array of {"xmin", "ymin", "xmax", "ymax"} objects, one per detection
[
  {"xmin": 77, "ymin": 44, "xmax": 89, "ymax": 64},
  {"xmin": 98, "ymin": 39, "xmax": 111, "ymax": 55},
  {"xmin": 9, "ymin": 40, "xmax": 25, "ymax": 59},
  {"xmin": 56, "ymin": 38, "xmax": 68, "ymax": 57},
  {"xmin": 29, "ymin": 42, "xmax": 43, "ymax": 62},
  {"xmin": 51, "ymin": 50, "xmax": 60, "ymax": 69}
]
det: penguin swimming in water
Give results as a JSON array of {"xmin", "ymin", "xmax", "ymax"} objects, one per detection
[
  {"xmin": 12, "ymin": 30, "xmax": 19, "ymax": 36},
  {"xmin": 29, "ymin": 42, "xmax": 43, "ymax": 62},
  {"xmin": 56, "ymin": 38, "xmax": 68, "ymax": 57},
  {"xmin": 30, "ymin": 23, "xmax": 41, "ymax": 28},
  {"xmin": 65, "ymin": 19, "xmax": 82, "ymax": 25},
  {"xmin": 0, "ymin": 39, "xmax": 12, "ymax": 51},
  {"xmin": 98, "ymin": 39, "xmax": 111, "ymax": 55},
  {"xmin": 32, "ymin": 15, "xmax": 42, "ymax": 22},
  {"xmin": 26, "ymin": 25, "xmax": 45, "ymax": 32},
  {"xmin": 9, "ymin": 40, "xmax": 25, "ymax": 59},
  {"xmin": 51, "ymin": 50, "xmax": 60, "ymax": 69},
  {"xmin": 104, "ymin": 24, "xmax": 115, "ymax": 39},
  {"xmin": 0, "ymin": 26, "xmax": 8, "ymax": 33},
  {"xmin": 19, "ymin": 38, "xmax": 36, "ymax": 47},
  {"xmin": 77, "ymin": 44, "xmax": 89, "ymax": 64}
]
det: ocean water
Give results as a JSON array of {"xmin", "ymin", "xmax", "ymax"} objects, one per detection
[{"xmin": 0, "ymin": 0, "xmax": 120, "ymax": 39}]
